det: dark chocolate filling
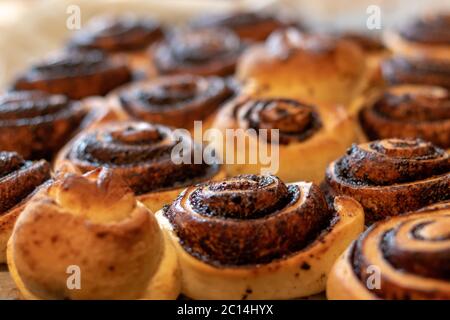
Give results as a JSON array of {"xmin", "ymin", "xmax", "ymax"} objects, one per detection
[
  {"xmin": 232, "ymin": 98, "xmax": 322, "ymax": 145},
  {"xmin": 66, "ymin": 122, "xmax": 220, "ymax": 195},
  {"xmin": 350, "ymin": 207, "xmax": 450, "ymax": 299},
  {"xmin": 164, "ymin": 175, "xmax": 332, "ymax": 266}
]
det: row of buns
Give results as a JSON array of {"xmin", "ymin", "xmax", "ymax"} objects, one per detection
[
  {"xmin": 3, "ymin": 140, "xmax": 449, "ymax": 299},
  {"xmin": 0, "ymin": 10, "xmax": 449, "ymax": 300}
]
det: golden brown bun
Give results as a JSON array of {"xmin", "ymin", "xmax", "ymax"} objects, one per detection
[
  {"xmin": 109, "ymin": 75, "xmax": 233, "ymax": 130},
  {"xmin": 157, "ymin": 174, "xmax": 364, "ymax": 299},
  {"xmin": 384, "ymin": 14, "xmax": 450, "ymax": 62},
  {"xmin": 237, "ymin": 28, "xmax": 368, "ymax": 106},
  {"xmin": 327, "ymin": 201, "xmax": 450, "ymax": 300},
  {"xmin": 357, "ymin": 85, "xmax": 450, "ymax": 150},
  {"xmin": 54, "ymin": 120, "xmax": 225, "ymax": 212},
  {"xmin": 323, "ymin": 138, "xmax": 450, "ymax": 225},
  {"xmin": 210, "ymin": 95, "xmax": 357, "ymax": 183},
  {"xmin": 7, "ymin": 168, "xmax": 180, "ymax": 300},
  {"xmin": 14, "ymin": 51, "xmax": 132, "ymax": 100},
  {"xmin": 0, "ymin": 151, "xmax": 50, "ymax": 263}
]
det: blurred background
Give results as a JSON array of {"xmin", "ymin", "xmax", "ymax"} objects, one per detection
[{"xmin": 0, "ymin": 0, "xmax": 449, "ymax": 88}]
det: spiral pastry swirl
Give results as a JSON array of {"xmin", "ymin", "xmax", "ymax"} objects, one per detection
[
  {"xmin": 190, "ymin": 11, "xmax": 299, "ymax": 42},
  {"xmin": 153, "ymin": 28, "xmax": 243, "ymax": 76},
  {"xmin": 158, "ymin": 174, "xmax": 364, "ymax": 299},
  {"xmin": 0, "ymin": 151, "xmax": 50, "ymax": 262},
  {"xmin": 0, "ymin": 151, "xmax": 50, "ymax": 216},
  {"xmin": 115, "ymin": 75, "xmax": 232, "ymax": 129},
  {"xmin": 0, "ymin": 90, "xmax": 86, "ymax": 159},
  {"xmin": 324, "ymin": 138, "xmax": 450, "ymax": 224},
  {"xmin": 359, "ymin": 85, "xmax": 450, "ymax": 149},
  {"xmin": 69, "ymin": 15, "xmax": 163, "ymax": 52},
  {"xmin": 165, "ymin": 175, "xmax": 329, "ymax": 265},
  {"xmin": 398, "ymin": 14, "xmax": 450, "ymax": 45},
  {"xmin": 382, "ymin": 56, "xmax": 450, "ymax": 89},
  {"xmin": 14, "ymin": 51, "xmax": 131, "ymax": 99},
  {"xmin": 59, "ymin": 121, "xmax": 221, "ymax": 197},
  {"xmin": 233, "ymin": 97, "xmax": 322, "ymax": 144},
  {"xmin": 327, "ymin": 201, "xmax": 450, "ymax": 300},
  {"xmin": 212, "ymin": 94, "xmax": 356, "ymax": 183}
]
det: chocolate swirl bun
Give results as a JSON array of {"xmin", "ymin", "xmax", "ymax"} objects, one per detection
[
  {"xmin": 327, "ymin": 201, "xmax": 450, "ymax": 300},
  {"xmin": 237, "ymin": 28, "xmax": 368, "ymax": 106},
  {"xmin": 69, "ymin": 15, "xmax": 163, "ymax": 53},
  {"xmin": 382, "ymin": 56, "xmax": 450, "ymax": 90},
  {"xmin": 153, "ymin": 28, "xmax": 244, "ymax": 76},
  {"xmin": 14, "ymin": 51, "xmax": 131, "ymax": 99},
  {"xmin": 359, "ymin": 85, "xmax": 450, "ymax": 149},
  {"xmin": 157, "ymin": 174, "xmax": 364, "ymax": 299},
  {"xmin": 190, "ymin": 11, "xmax": 300, "ymax": 42},
  {"xmin": 0, "ymin": 151, "xmax": 50, "ymax": 263},
  {"xmin": 234, "ymin": 98, "xmax": 322, "ymax": 144},
  {"xmin": 0, "ymin": 91, "xmax": 86, "ymax": 159},
  {"xmin": 323, "ymin": 138, "xmax": 450, "ymax": 224},
  {"xmin": 111, "ymin": 75, "xmax": 232, "ymax": 129},
  {"xmin": 384, "ymin": 14, "xmax": 450, "ymax": 61},
  {"xmin": 55, "ymin": 121, "xmax": 225, "ymax": 212},
  {"xmin": 211, "ymin": 95, "xmax": 357, "ymax": 183},
  {"xmin": 7, "ymin": 168, "xmax": 180, "ymax": 299}
]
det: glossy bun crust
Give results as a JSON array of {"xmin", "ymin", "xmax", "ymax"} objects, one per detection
[{"xmin": 237, "ymin": 28, "xmax": 368, "ymax": 106}]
